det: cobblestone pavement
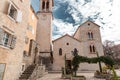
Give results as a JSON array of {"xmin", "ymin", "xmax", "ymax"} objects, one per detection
[{"xmin": 37, "ymin": 73, "xmax": 105, "ymax": 80}]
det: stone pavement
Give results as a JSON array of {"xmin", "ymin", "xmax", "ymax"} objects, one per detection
[
  {"xmin": 37, "ymin": 69, "xmax": 120, "ymax": 80},
  {"xmin": 37, "ymin": 72, "xmax": 105, "ymax": 80}
]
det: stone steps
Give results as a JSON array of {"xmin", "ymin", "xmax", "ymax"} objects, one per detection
[{"xmin": 19, "ymin": 64, "xmax": 36, "ymax": 80}]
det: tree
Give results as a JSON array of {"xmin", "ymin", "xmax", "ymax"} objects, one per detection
[
  {"xmin": 71, "ymin": 48, "xmax": 78, "ymax": 56},
  {"xmin": 103, "ymin": 40, "xmax": 115, "ymax": 57},
  {"xmin": 71, "ymin": 55, "xmax": 80, "ymax": 76},
  {"xmin": 71, "ymin": 48, "xmax": 79, "ymax": 76},
  {"xmin": 71, "ymin": 55, "xmax": 114, "ymax": 76}
]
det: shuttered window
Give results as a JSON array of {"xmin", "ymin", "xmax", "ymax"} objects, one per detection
[
  {"xmin": 0, "ymin": 28, "xmax": 16, "ymax": 49},
  {"xmin": 10, "ymin": 35, "xmax": 16, "ymax": 49},
  {"xmin": 2, "ymin": 32, "xmax": 10, "ymax": 47}
]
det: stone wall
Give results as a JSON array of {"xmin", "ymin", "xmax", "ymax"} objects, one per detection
[{"xmin": 0, "ymin": 0, "xmax": 30, "ymax": 80}]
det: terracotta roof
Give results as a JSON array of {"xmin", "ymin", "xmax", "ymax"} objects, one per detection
[
  {"xmin": 73, "ymin": 20, "xmax": 100, "ymax": 37},
  {"xmin": 52, "ymin": 34, "xmax": 81, "ymax": 43}
]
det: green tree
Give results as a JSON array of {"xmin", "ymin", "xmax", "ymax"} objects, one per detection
[
  {"xmin": 71, "ymin": 54, "xmax": 114, "ymax": 77},
  {"xmin": 96, "ymin": 52, "xmax": 102, "ymax": 73}
]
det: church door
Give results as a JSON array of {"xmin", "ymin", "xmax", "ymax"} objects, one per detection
[{"xmin": 66, "ymin": 60, "xmax": 72, "ymax": 74}]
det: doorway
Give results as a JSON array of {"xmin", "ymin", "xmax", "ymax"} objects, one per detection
[{"xmin": 66, "ymin": 60, "xmax": 72, "ymax": 74}]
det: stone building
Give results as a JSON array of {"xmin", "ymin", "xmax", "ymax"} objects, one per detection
[
  {"xmin": 52, "ymin": 21, "xmax": 104, "ymax": 71},
  {"xmin": 0, "ymin": 0, "xmax": 39, "ymax": 80}
]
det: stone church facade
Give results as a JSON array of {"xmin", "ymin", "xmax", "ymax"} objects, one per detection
[{"xmin": 52, "ymin": 21, "xmax": 104, "ymax": 71}]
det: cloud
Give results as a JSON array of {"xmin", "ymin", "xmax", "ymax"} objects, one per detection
[
  {"xmin": 53, "ymin": 0, "xmax": 120, "ymax": 44},
  {"xmin": 52, "ymin": 19, "xmax": 77, "ymax": 40}
]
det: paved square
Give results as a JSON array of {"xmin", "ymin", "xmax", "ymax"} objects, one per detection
[{"xmin": 37, "ymin": 73, "xmax": 106, "ymax": 80}]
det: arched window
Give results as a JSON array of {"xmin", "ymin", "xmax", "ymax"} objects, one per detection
[
  {"xmin": 89, "ymin": 45, "xmax": 92, "ymax": 52},
  {"xmin": 93, "ymin": 45, "xmax": 95, "ymax": 52},
  {"xmin": 88, "ymin": 32, "xmax": 93, "ymax": 39},
  {"xmin": 91, "ymin": 32, "xmax": 93, "ymax": 39},
  {"xmin": 42, "ymin": 1, "xmax": 45, "ymax": 10},
  {"xmin": 46, "ymin": 1, "xmax": 49, "ymax": 10},
  {"xmin": 89, "ymin": 45, "xmax": 96, "ymax": 53},
  {"xmin": 59, "ymin": 48, "xmax": 62, "ymax": 56},
  {"xmin": 88, "ymin": 32, "xmax": 91, "ymax": 39}
]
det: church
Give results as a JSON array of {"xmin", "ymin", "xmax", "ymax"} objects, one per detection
[
  {"xmin": 52, "ymin": 21, "xmax": 104, "ymax": 71},
  {"xmin": 36, "ymin": 0, "xmax": 104, "ymax": 71}
]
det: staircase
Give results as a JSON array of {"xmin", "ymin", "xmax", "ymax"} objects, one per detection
[{"xmin": 19, "ymin": 64, "xmax": 36, "ymax": 80}]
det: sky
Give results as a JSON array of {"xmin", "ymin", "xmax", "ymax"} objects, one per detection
[{"xmin": 31, "ymin": 0, "xmax": 120, "ymax": 44}]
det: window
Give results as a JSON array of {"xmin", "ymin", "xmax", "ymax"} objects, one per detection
[
  {"xmin": 27, "ymin": 25, "xmax": 34, "ymax": 34},
  {"xmin": 90, "ymin": 45, "xmax": 92, "ymax": 53},
  {"xmin": 42, "ymin": 1, "xmax": 49, "ymax": 11},
  {"xmin": 27, "ymin": 25, "xmax": 32, "ymax": 31},
  {"xmin": 88, "ymin": 32, "xmax": 91, "ymax": 39},
  {"xmin": 91, "ymin": 32, "xmax": 93, "ymax": 39},
  {"xmin": 66, "ymin": 43, "xmax": 69, "ymax": 45},
  {"xmin": 8, "ymin": 2, "xmax": 22, "ymax": 22},
  {"xmin": 46, "ymin": 1, "xmax": 49, "ymax": 10},
  {"xmin": 0, "ymin": 28, "xmax": 16, "ymax": 49},
  {"xmin": 59, "ymin": 48, "xmax": 62, "ymax": 56},
  {"xmin": 9, "ymin": 5, "xmax": 17, "ymax": 20},
  {"xmin": 88, "ymin": 32, "xmax": 93, "ymax": 39},
  {"xmin": 42, "ymin": 1, "xmax": 45, "ymax": 10},
  {"xmin": 93, "ymin": 45, "xmax": 95, "ymax": 52},
  {"xmin": 88, "ymin": 23, "xmax": 90, "ymax": 26},
  {"xmin": 2, "ymin": 32, "xmax": 10, "ymax": 47},
  {"xmin": 89, "ymin": 45, "xmax": 96, "ymax": 53}
]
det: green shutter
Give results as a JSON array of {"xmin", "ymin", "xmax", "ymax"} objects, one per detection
[
  {"xmin": 10, "ymin": 35, "xmax": 16, "ymax": 49},
  {"xmin": 0, "ymin": 28, "xmax": 4, "ymax": 45}
]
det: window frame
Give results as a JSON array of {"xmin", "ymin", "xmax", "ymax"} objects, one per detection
[
  {"xmin": 46, "ymin": 1, "xmax": 49, "ymax": 10},
  {"xmin": 59, "ymin": 48, "xmax": 62, "ymax": 56},
  {"xmin": 0, "ymin": 28, "xmax": 16, "ymax": 49},
  {"xmin": 88, "ymin": 32, "xmax": 94, "ymax": 40},
  {"xmin": 2, "ymin": 31, "xmax": 11, "ymax": 47},
  {"xmin": 89, "ymin": 45, "xmax": 96, "ymax": 53},
  {"xmin": 7, "ymin": 1, "xmax": 22, "ymax": 22}
]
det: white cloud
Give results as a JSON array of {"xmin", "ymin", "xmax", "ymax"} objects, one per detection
[
  {"xmin": 52, "ymin": 19, "xmax": 76, "ymax": 40},
  {"xmin": 53, "ymin": 0, "xmax": 120, "ymax": 44}
]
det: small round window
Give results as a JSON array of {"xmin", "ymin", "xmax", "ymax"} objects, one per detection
[
  {"xmin": 66, "ymin": 43, "xmax": 69, "ymax": 45},
  {"xmin": 88, "ymin": 23, "xmax": 90, "ymax": 26}
]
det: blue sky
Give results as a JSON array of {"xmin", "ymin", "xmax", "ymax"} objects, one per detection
[{"xmin": 31, "ymin": 0, "xmax": 120, "ymax": 44}]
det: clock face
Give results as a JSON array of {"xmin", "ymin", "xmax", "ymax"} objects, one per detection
[{"xmin": 41, "ymin": 14, "xmax": 47, "ymax": 20}]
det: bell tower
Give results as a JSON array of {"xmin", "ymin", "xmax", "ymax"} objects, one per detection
[{"xmin": 36, "ymin": 0, "xmax": 53, "ymax": 68}]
